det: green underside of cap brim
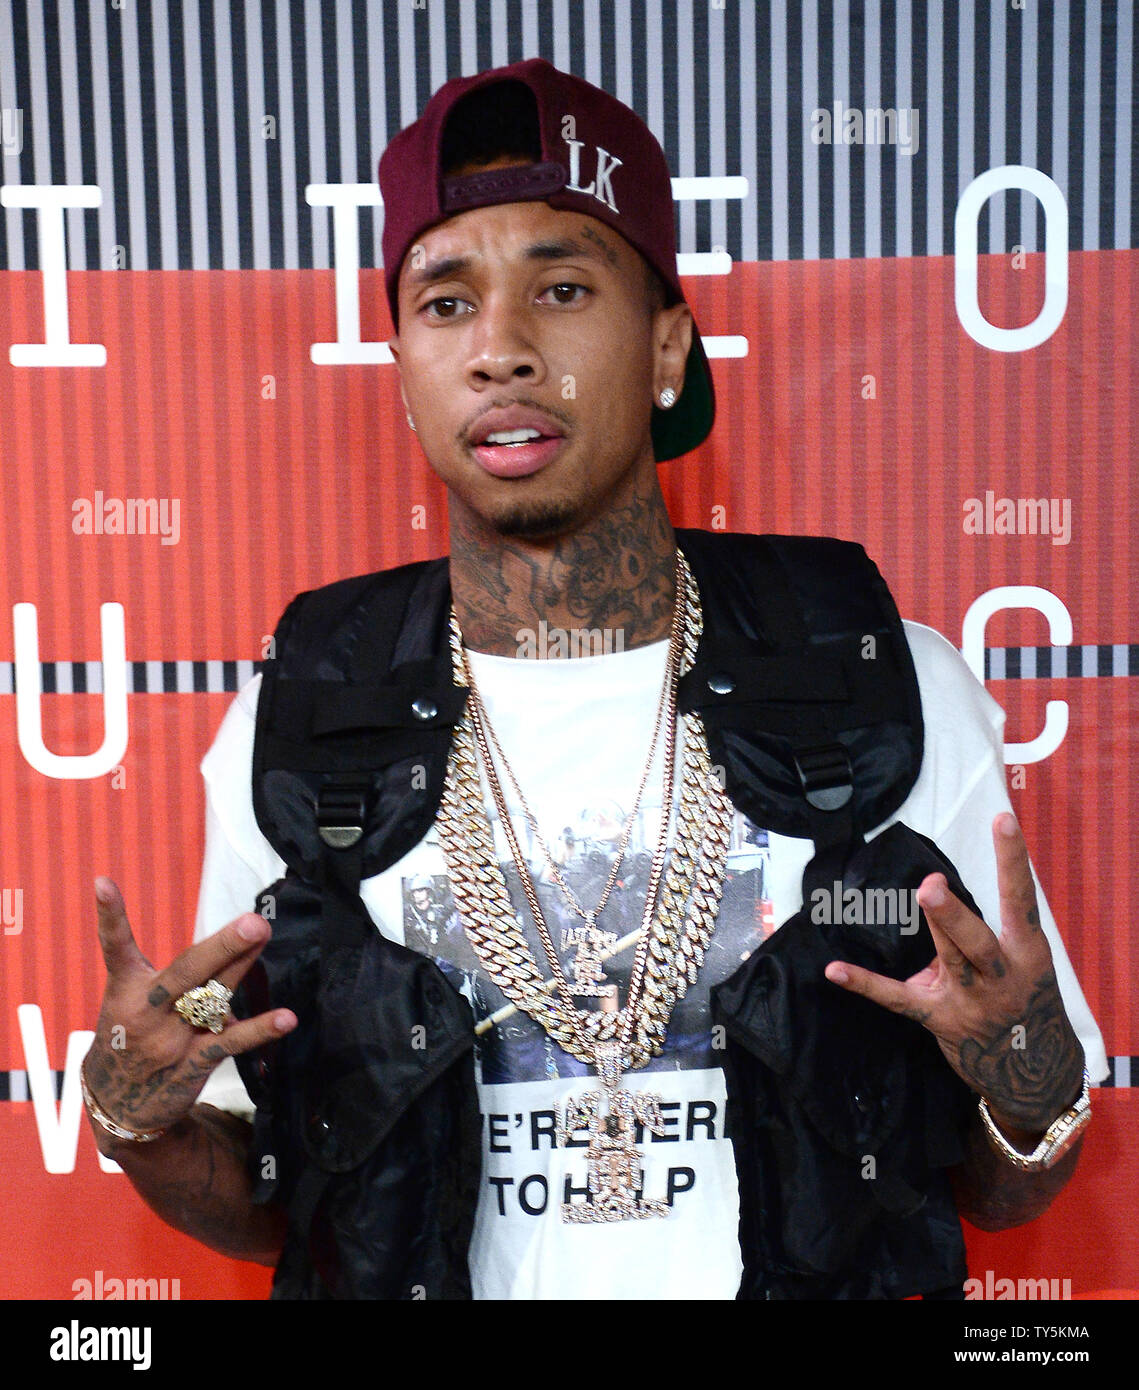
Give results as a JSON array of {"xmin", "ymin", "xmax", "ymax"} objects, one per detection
[{"xmin": 651, "ymin": 331, "xmax": 716, "ymax": 462}]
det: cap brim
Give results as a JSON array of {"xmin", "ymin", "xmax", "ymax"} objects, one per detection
[{"xmin": 651, "ymin": 327, "xmax": 715, "ymax": 462}]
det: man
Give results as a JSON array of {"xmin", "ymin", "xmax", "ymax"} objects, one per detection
[
  {"xmin": 83, "ymin": 59, "xmax": 1105, "ymax": 1300},
  {"xmin": 404, "ymin": 875, "xmax": 445, "ymax": 947}
]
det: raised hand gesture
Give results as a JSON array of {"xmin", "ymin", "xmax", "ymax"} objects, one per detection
[
  {"xmin": 824, "ymin": 813, "xmax": 1085, "ymax": 1136},
  {"xmin": 84, "ymin": 876, "xmax": 296, "ymax": 1142}
]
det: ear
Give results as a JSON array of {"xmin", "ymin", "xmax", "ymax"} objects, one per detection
[
  {"xmin": 388, "ymin": 337, "xmax": 408, "ymax": 409},
  {"xmin": 652, "ymin": 302, "xmax": 692, "ymax": 400}
]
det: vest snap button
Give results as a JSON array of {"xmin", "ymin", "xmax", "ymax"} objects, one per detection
[
  {"xmin": 411, "ymin": 697, "xmax": 438, "ymax": 721},
  {"xmin": 707, "ymin": 672, "xmax": 735, "ymax": 695}
]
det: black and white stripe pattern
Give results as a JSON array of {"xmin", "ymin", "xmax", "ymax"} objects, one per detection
[
  {"xmin": 3, "ymin": 647, "xmax": 1135, "ymax": 695},
  {"xmin": 984, "ymin": 643, "xmax": 1139, "ymax": 681},
  {"xmin": 0, "ymin": 658, "xmax": 259, "ymax": 694},
  {"xmin": 1, "ymin": 0, "xmax": 1135, "ymax": 272}
]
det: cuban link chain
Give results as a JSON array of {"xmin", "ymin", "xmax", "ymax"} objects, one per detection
[{"xmin": 436, "ymin": 551, "xmax": 733, "ymax": 1219}]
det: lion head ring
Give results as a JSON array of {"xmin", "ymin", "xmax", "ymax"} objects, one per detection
[{"xmin": 173, "ymin": 979, "xmax": 233, "ymax": 1034}]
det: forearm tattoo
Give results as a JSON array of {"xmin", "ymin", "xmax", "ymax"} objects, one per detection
[
  {"xmin": 952, "ymin": 1114, "xmax": 1085, "ymax": 1232},
  {"xmin": 86, "ymin": 1040, "xmax": 227, "ymax": 1130},
  {"xmin": 946, "ymin": 971, "xmax": 1085, "ymax": 1130},
  {"xmin": 944, "ymin": 967, "xmax": 1086, "ymax": 1230}
]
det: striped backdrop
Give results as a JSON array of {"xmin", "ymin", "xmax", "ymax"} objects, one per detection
[
  {"xmin": 1, "ymin": 0, "xmax": 1135, "ymax": 272},
  {"xmin": 0, "ymin": 0, "xmax": 1136, "ymax": 1301}
]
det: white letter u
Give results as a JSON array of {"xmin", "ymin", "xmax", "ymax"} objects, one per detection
[{"xmin": 13, "ymin": 601, "xmax": 128, "ymax": 778}]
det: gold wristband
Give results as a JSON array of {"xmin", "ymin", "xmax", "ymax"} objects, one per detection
[
  {"xmin": 978, "ymin": 1068, "xmax": 1091, "ymax": 1171},
  {"xmin": 80, "ymin": 1060, "xmax": 169, "ymax": 1144}
]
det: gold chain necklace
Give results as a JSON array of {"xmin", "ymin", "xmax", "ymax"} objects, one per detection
[
  {"xmin": 437, "ymin": 550, "xmax": 734, "ymax": 1221},
  {"xmin": 466, "ymin": 614, "xmax": 675, "ymax": 1001}
]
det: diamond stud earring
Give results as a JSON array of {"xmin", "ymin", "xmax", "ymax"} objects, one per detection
[{"xmin": 658, "ymin": 387, "xmax": 677, "ymax": 409}]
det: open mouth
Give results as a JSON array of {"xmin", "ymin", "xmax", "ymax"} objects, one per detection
[{"xmin": 471, "ymin": 428, "xmax": 568, "ymax": 478}]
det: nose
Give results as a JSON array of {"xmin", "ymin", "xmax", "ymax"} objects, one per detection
[{"xmin": 464, "ymin": 293, "xmax": 545, "ymax": 389}]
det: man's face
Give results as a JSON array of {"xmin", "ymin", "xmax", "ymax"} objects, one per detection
[{"xmin": 389, "ymin": 194, "xmax": 690, "ymax": 540}]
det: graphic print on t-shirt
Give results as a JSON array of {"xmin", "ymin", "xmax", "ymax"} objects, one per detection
[{"xmin": 400, "ymin": 799, "xmax": 774, "ymax": 1085}]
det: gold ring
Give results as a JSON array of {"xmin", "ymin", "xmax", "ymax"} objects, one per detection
[{"xmin": 172, "ymin": 979, "xmax": 233, "ymax": 1034}]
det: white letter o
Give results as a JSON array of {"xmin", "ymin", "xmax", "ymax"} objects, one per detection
[{"xmin": 955, "ymin": 166, "xmax": 1068, "ymax": 352}]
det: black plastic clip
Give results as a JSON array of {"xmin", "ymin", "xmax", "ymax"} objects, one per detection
[
  {"xmin": 315, "ymin": 780, "xmax": 371, "ymax": 849},
  {"xmin": 793, "ymin": 744, "xmax": 854, "ymax": 812}
]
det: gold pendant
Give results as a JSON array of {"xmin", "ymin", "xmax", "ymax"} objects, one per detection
[
  {"xmin": 562, "ymin": 915, "xmax": 618, "ymax": 1000},
  {"xmin": 558, "ymin": 1041, "xmax": 670, "ymax": 1222}
]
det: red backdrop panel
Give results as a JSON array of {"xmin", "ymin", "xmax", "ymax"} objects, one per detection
[{"xmin": 1, "ymin": 250, "xmax": 1134, "ymax": 1296}]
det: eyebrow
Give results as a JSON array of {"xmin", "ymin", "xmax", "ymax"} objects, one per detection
[{"xmin": 408, "ymin": 238, "xmax": 605, "ymax": 288}]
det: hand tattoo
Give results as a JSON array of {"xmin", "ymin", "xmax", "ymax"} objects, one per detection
[{"xmin": 947, "ymin": 970, "xmax": 1084, "ymax": 1129}]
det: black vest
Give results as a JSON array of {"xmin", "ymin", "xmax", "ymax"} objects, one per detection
[{"xmin": 232, "ymin": 529, "xmax": 978, "ymax": 1299}]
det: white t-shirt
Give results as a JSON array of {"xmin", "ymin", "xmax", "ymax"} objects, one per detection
[{"xmin": 193, "ymin": 620, "xmax": 1108, "ymax": 1300}]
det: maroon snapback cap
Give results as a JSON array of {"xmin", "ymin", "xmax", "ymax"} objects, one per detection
[{"xmin": 378, "ymin": 57, "xmax": 714, "ymax": 462}]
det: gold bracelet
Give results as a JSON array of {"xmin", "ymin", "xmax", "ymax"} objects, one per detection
[
  {"xmin": 978, "ymin": 1068, "xmax": 1091, "ymax": 1171},
  {"xmin": 80, "ymin": 1060, "xmax": 169, "ymax": 1144}
]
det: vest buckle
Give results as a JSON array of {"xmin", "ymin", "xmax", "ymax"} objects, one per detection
[
  {"xmin": 315, "ymin": 780, "xmax": 371, "ymax": 849},
  {"xmin": 794, "ymin": 744, "xmax": 854, "ymax": 812}
]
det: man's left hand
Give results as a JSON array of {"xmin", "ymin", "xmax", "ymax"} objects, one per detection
[{"xmin": 824, "ymin": 813, "xmax": 1084, "ymax": 1137}]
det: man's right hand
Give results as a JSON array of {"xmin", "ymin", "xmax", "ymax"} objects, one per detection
[{"xmin": 84, "ymin": 876, "xmax": 297, "ymax": 1141}]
